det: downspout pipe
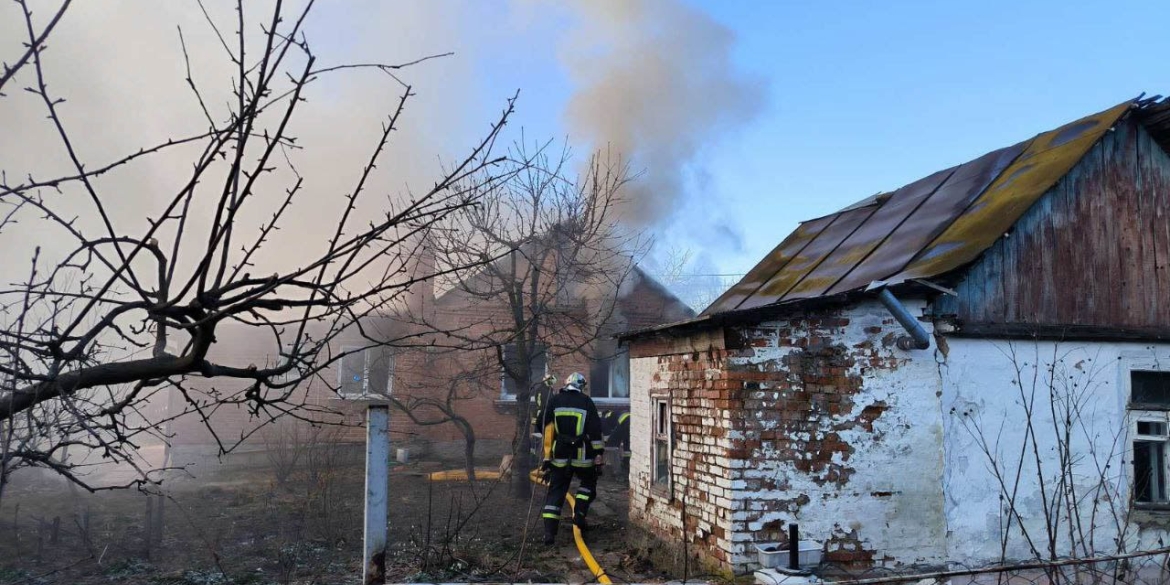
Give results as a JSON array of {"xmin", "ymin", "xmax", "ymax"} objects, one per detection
[{"xmin": 876, "ymin": 288, "xmax": 931, "ymax": 350}]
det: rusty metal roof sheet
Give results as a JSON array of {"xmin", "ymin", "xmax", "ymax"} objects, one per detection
[{"xmin": 702, "ymin": 100, "xmax": 1135, "ymax": 317}]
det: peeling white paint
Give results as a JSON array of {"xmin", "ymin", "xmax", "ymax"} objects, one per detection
[
  {"xmin": 629, "ymin": 299, "xmax": 1170, "ymax": 573},
  {"xmin": 940, "ymin": 338, "xmax": 1170, "ymax": 562}
]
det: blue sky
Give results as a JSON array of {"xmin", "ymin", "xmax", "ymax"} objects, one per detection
[{"xmin": 321, "ymin": 0, "xmax": 1170, "ymax": 279}]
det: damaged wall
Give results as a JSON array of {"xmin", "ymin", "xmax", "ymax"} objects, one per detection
[
  {"xmin": 723, "ymin": 300, "xmax": 947, "ymax": 571},
  {"xmin": 629, "ymin": 300, "xmax": 948, "ymax": 572},
  {"xmin": 940, "ymin": 338, "xmax": 1170, "ymax": 562}
]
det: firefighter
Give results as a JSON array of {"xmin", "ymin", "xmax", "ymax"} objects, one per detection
[
  {"xmin": 606, "ymin": 410, "xmax": 631, "ymax": 481},
  {"xmin": 529, "ymin": 374, "xmax": 557, "ymax": 464},
  {"xmin": 539, "ymin": 372, "xmax": 604, "ymax": 545},
  {"xmin": 600, "ymin": 409, "xmax": 616, "ymax": 439}
]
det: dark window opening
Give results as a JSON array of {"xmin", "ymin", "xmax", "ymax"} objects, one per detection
[
  {"xmin": 1132, "ymin": 371, "xmax": 1170, "ymax": 406},
  {"xmin": 1135, "ymin": 440, "xmax": 1167, "ymax": 504}
]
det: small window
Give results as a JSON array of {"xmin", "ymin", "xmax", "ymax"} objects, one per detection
[
  {"xmin": 1129, "ymin": 370, "xmax": 1170, "ymax": 506},
  {"xmin": 501, "ymin": 343, "xmax": 547, "ymax": 399},
  {"xmin": 271, "ymin": 340, "xmax": 305, "ymax": 384},
  {"xmin": 652, "ymin": 397, "xmax": 670, "ymax": 487},
  {"xmin": 1132, "ymin": 371, "xmax": 1170, "ymax": 407},
  {"xmin": 589, "ymin": 348, "xmax": 631, "ymax": 399},
  {"xmin": 338, "ymin": 346, "xmax": 394, "ymax": 398}
]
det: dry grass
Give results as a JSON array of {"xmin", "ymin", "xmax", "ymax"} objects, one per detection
[{"xmin": 0, "ymin": 455, "xmax": 661, "ymax": 584}]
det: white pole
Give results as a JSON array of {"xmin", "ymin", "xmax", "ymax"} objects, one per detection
[{"xmin": 363, "ymin": 403, "xmax": 390, "ymax": 585}]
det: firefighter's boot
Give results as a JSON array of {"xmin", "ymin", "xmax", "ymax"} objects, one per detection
[
  {"xmin": 542, "ymin": 518, "xmax": 558, "ymax": 546},
  {"xmin": 573, "ymin": 511, "xmax": 590, "ymax": 533}
]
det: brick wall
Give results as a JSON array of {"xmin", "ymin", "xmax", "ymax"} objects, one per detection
[{"xmin": 628, "ymin": 300, "xmax": 947, "ymax": 574}]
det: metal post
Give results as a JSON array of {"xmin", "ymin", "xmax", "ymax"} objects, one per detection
[
  {"xmin": 364, "ymin": 404, "xmax": 390, "ymax": 585},
  {"xmin": 788, "ymin": 523, "xmax": 800, "ymax": 570}
]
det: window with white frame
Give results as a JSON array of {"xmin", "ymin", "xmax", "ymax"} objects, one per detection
[
  {"xmin": 652, "ymin": 396, "xmax": 670, "ymax": 487},
  {"xmin": 338, "ymin": 346, "xmax": 394, "ymax": 397},
  {"xmin": 589, "ymin": 348, "xmax": 631, "ymax": 400},
  {"xmin": 1129, "ymin": 370, "xmax": 1170, "ymax": 505},
  {"xmin": 500, "ymin": 343, "xmax": 547, "ymax": 400}
]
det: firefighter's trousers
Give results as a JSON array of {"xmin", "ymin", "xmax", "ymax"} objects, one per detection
[{"xmin": 542, "ymin": 464, "xmax": 598, "ymax": 538}]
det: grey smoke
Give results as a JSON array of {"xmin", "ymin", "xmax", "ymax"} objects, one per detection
[{"xmin": 561, "ymin": 0, "xmax": 764, "ymax": 227}]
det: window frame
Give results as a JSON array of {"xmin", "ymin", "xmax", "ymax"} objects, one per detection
[
  {"xmin": 338, "ymin": 345, "xmax": 394, "ymax": 398},
  {"xmin": 499, "ymin": 342, "xmax": 548, "ymax": 401},
  {"xmin": 1124, "ymin": 360, "xmax": 1170, "ymax": 509},
  {"xmin": 607, "ymin": 347, "xmax": 631, "ymax": 400},
  {"xmin": 587, "ymin": 348, "xmax": 631, "ymax": 404},
  {"xmin": 651, "ymin": 394, "xmax": 672, "ymax": 492}
]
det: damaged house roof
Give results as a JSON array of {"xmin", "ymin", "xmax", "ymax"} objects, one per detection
[{"xmin": 701, "ymin": 96, "xmax": 1170, "ymax": 317}]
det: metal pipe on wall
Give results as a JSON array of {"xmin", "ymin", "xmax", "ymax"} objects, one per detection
[{"xmin": 876, "ymin": 288, "xmax": 931, "ymax": 350}]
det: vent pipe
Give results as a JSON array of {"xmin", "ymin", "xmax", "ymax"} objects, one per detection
[{"xmin": 876, "ymin": 288, "xmax": 931, "ymax": 350}]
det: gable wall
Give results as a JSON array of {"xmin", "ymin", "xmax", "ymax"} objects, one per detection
[
  {"xmin": 629, "ymin": 301, "xmax": 947, "ymax": 574},
  {"xmin": 936, "ymin": 117, "xmax": 1170, "ymax": 328}
]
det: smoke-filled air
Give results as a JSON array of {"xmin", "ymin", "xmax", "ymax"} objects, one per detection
[
  {"xmin": 561, "ymin": 0, "xmax": 764, "ymax": 228},
  {"xmin": 0, "ymin": 1, "xmax": 761, "ymax": 583}
]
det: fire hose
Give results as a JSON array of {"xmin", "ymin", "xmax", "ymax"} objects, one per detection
[{"xmin": 529, "ymin": 467, "xmax": 612, "ymax": 584}]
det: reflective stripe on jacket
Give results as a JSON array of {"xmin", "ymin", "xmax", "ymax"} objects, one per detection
[{"xmin": 541, "ymin": 386, "xmax": 603, "ymax": 467}]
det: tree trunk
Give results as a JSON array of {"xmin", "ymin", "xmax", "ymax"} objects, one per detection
[
  {"xmin": 454, "ymin": 417, "xmax": 476, "ymax": 482},
  {"xmin": 510, "ymin": 389, "xmax": 535, "ymax": 499}
]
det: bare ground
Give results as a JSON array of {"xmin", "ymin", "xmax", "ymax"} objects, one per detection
[{"xmin": 0, "ymin": 459, "xmax": 670, "ymax": 585}]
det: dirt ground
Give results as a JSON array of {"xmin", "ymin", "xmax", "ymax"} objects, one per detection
[{"xmin": 0, "ymin": 458, "xmax": 671, "ymax": 585}]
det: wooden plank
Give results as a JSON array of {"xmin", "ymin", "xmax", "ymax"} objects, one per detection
[
  {"xmin": 1112, "ymin": 120, "xmax": 1144, "ymax": 327},
  {"xmin": 1138, "ymin": 124, "xmax": 1170, "ymax": 326}
]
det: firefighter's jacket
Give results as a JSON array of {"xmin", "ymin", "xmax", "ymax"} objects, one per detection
[
  {"xmin": 531, "ymin": 383, "xmax": 556, "ymax": 436},
  {"xmin": 540, "ymin": 386, "xmax": 604, "ymax": 467},
  {"xmin": 606, "ymin": 412, "xmax": 631, "ymax": 457}
]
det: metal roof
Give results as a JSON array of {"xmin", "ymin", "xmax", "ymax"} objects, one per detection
[{"xmin": 702, "ymin": 100, "xmax": 1136, "ymax": 317}]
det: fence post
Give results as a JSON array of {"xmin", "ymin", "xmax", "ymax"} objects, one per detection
[{"xmin": 363, "ymin": 403, "xmax": 390, "ymax": 585}]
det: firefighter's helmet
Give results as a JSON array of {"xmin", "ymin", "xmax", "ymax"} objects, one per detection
[{"xmin": 564, "ymin": 372, "xmax": 587, "ymax": 391}]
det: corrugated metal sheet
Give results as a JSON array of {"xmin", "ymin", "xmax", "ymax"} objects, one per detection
[
  {"xmin": 891, "ymin": 101, "xmax": 1132, "ymax": 283},
  {"xmin": 788, "ymin": 167, "xmax": 953, "ymax": 299},
  {"xmin": 736, "ymin": 205, "xmax": 877, "ymax": 312},
  {"xmin": 701, "ymin": 100, "xmax": 1134, "ymax": 317},
  {"xmin": 703, "ymin": 215, "xmax": 837, "ymax": 313}
]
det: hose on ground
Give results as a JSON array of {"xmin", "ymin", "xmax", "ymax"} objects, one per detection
[{"xmin": 530, "ymin": 468, "xmax": 613, "ymax": 584}]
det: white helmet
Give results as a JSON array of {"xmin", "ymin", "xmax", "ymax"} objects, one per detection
[{"xmin": 564, "ymin": 372, "xmax": 587, "ymax": 391}]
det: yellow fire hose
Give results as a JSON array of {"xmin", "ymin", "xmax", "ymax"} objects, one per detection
[
  {"xmin": 424, "ymin": 464, "xmax": 612, "ymax": 583},
  {"xmin": 530, "ymin": 468, "xmax": 612, "ymax": 584},
  {"xmin": 426, "ymin": 469, "xmax": 502, "ymax": 481}
]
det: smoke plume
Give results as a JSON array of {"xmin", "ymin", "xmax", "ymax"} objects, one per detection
[{"xmin": 561, "ymin": 0, "xmax": 764, "ymax": 227}]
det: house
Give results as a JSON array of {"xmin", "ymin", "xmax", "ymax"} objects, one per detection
[
  {"xmin": 619, "ymin": 96, "xmax": 1170, "ymax": 576},
  {"xmin": 166, "ymin": 249, "xmax": 693, "ymax": 465},
  {"xmin": 388, "ymin": 256, "xmax": 695, "ymax": 460}
]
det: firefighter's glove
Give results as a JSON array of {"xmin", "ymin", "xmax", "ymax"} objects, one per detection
[{"xmin": 539, "ymin": 459, "xmax": 553, "ymax": 480}]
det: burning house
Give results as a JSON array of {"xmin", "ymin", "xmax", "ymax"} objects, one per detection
[
  {"xmin": 167, "ymin": 253, "xmax": 693, "ymax": 465},
  {"xmin": 619, "ymin": 97, "xmax": 1170, "ymax": 575}
]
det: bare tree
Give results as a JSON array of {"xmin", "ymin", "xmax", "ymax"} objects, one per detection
[
  {"xmin": 651, "ymin": 245, "xmax": 740, "ymax": 312},
  {"xmin": 405, "ymin": 142, "xmax": 644, "ymax": 497},
  {"xmin": 390, "ymin": 360, "xmax": 482, "ymax": 482},
  {"xmin": 0, "ymin": 0, "xmax": 516, "ymax": 500},
  {"xmin": 951, "ymin": 341, "xmax": 1142, "ymax": 584}
]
